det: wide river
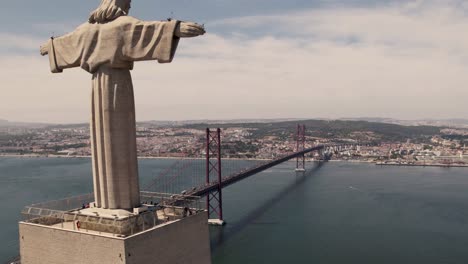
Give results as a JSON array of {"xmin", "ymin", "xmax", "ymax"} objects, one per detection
[{"xmin": 1, "ymin": 157, "xmax": 468, "ymax": 263}]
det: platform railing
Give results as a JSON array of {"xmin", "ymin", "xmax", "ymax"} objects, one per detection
[{"xmin": 21, "ymin": 192, "xmax": 204, "ymax": 237}]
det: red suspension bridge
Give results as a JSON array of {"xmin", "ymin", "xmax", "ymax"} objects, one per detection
[{"xmin": 143, "ymin": 124, "xmax": 358, "ymax": 225}]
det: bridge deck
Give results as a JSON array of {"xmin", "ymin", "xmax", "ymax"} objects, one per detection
[{"xmin": 189, "ymin": 145, "xmax": 324, "ymax": 197}]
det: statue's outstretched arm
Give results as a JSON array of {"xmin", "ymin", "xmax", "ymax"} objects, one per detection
[
  {"xmin": 175, "ymin": 22, "xmax": 205, "ymax": 38},
  {"xmin": 40, "ymin": 39, "xmax": 51, "ymax": 56}
]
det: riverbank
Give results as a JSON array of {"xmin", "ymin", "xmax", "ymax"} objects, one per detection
[
  {"xmin": 0, "ymin": 154, "xmax": 373, "ymax": 163},
  {"xmin": 0, "ymin": 154, "xmax": 273, "ymax": 162},
  {"xmin": 375, "ymin": 162, "xmax": 468, "ymax": 168},
  {"xmin": 2, "ymin": 154, "xmax": 466, "ymax": 168}
]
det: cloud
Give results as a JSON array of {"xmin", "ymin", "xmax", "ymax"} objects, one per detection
[
  {"xmin": 1, "ymin": 0, "xmax": 468, "ymax": 123},
  {"xmin": 0, "ymin": 33, "xmax": 44, "ymax": 52}
]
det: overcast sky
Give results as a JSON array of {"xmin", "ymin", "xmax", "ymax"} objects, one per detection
[{"xmin": 1, "ymin": 0, "xmax": 467, "ymax": 123}]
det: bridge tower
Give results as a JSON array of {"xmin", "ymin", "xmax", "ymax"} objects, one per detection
[
  {"xmin": 295, "ymin": 124, "xmax": 306, "ymax": 172},
  {"xmin": 206, "ymin": 128, "xmax": 226, "ymax": 226}
]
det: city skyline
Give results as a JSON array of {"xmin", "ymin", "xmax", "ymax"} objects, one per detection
[{"xmin": 1, "ymin": 0, "xmax": 468, "ymax": 123}]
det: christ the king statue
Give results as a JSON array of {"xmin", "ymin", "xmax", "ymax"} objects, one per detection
[{"xmin": 40, "ymin": 0, "xmax": 205, "ymax": 211}]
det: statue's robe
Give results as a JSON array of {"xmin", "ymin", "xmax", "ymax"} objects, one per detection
[{"xmin": 46, "ymin": 17, "xmax": 180, "ymax": 210}]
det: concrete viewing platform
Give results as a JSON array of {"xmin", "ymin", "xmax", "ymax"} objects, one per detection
[
  {"xmin": 18, "ymin": 192, "xmax": 212, "ymax": 264},
  {"xmin": 208, "ymin": 219, "xmax": 226, "ymax": 226}
]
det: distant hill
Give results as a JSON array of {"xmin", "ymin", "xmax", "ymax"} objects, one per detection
[
  {"xmin": 340, "ymin": 117, "xmax": 468, "ymax": 129},
  {"xmin": 2, "ymin": 117, "xmax": 462, "ymax": 144},
  {"xmin": 45, "ymin": 123, "xmax": 88, "ymax": 129},
  {"xmin": 142, "ymin": 118, "xmax": 304, "ymax": 127},
  {"xmin": 184, "ymin": 119, "xmax": 443, "ymax": 143},
  {"xmin": 3, "ymin": 117, "xmax": 466, "ymax": 129},
  {"xmin": 417, "ymin": 119, "xmax": 468, "ymax": 128},
  {"xmin": 0, "ymin": 119, "xmax": 51, "ymax": 128}
]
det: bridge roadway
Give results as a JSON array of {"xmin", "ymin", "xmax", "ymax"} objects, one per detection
[{"xmin": 188, "ymin": 145, "xmax": 326, "ymax": 197}]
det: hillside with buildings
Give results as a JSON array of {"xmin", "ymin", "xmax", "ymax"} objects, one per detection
[{"xmin": 1, "ymin": 119, "xmax": 466, "ymax": 166}]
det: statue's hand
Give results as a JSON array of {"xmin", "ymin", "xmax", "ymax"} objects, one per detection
[
  {"xmin": 175, "ymin": 22, "xmax": 205, "ymax": 38},
  {"xmin": 40, "ymin": 40, "xmax": 50, "ymax": 56}
]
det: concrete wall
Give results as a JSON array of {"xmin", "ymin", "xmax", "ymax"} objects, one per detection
[
  {"xmin": 125, "ymin": 211, "xmax": 212, "ymax": 264},
  {"xmin": 19, "ymin": 212, "xmax": 212, "ymax": 264},
  {"xmin": 19, "ymin": 224, "xmax": 125, "ymax": 264}
]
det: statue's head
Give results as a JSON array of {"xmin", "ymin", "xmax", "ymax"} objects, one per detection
[{"xmin": 89, "ymin": 0, "xmax": 131, "ymax": 24}]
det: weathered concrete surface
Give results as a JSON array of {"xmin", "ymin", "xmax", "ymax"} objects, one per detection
[
  {"xmin": 125, "ymin": 211, "xmax": 212, "ymax": 264},
  {"xmin": 19, "ymin": 212, "xmax": 211, "ymax": 264},
  {"xmin": 19, "ymin": 223, "xmax": 125, "ymax": 264}
]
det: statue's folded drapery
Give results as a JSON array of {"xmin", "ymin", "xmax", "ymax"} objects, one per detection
[
  {"xmin": 48, "ymin": 17, "xmax": 180, "ymax": 73},
  {"xmin": 46, "ymin": 17, "xmax": 180, "ymax": 209}
]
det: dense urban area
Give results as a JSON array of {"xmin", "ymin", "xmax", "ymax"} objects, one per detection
[{"xmin": 1, "ymin": 119, "xmax": 467, "ymax": 167}]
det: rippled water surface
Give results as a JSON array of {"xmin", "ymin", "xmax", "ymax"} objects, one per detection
[{"xmin": 1, "ymin": 158, "xmax": 468, "ymax": 263}]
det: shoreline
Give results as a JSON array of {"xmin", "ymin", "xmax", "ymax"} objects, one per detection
[
  {"xmin": 1, "ymin": 154, "xmax": 467, "ymax": 168},
  {"xmin": 375, "ymin": 162, "xmax": 468, "ymax": 168},
  {"xmin": 0, "ymin": 154, "xmax": 273, "ymax": 162},
  {"xmin": 0, "ymin": 154, "xmax": 373, "ymax": 163}
]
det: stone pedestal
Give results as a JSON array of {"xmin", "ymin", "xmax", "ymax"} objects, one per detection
[
  {"xmin": 208, "ymin": 219, "xmax": 226, "ymax": 226},
  {"xmin": 19, "ymin": 211, "xmax": 212, "ymax": 264}
]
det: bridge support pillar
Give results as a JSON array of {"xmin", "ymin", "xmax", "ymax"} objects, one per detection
[
  {"xmin": 295, "ymin": 124, "xmax": 306, "ymax": 172},
  {"xmin": 319, "ymin": 149, "xmax": 325, "ymax": 162},
  {"xmin": 206, "ymin": 128, "xmax": 226, "ymax": 226}
]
